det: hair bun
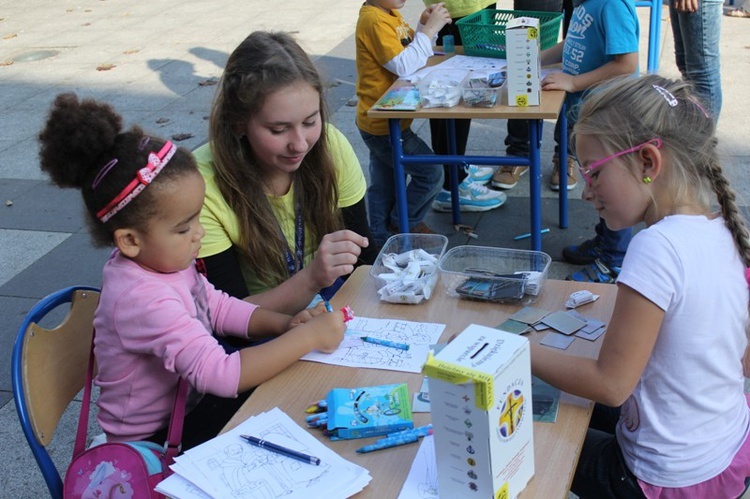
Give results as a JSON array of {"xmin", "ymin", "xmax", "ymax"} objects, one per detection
[{"xmin": 38, "ymin": 93, "xmax": 123, "ymax": 188}]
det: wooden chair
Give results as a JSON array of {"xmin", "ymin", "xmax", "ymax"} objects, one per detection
[{"xmin": 11, "ymin": 286, "xmax": 100, "ymax": 498}]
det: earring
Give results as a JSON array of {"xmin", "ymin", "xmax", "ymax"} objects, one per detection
[{"xmin": 642, "ymin": 176, "xmax": 652, "ymax": 184}]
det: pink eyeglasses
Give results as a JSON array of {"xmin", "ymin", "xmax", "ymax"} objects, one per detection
[{"xmin": 576, "ymin": 138, "xmax": 663, "ymax": 187}]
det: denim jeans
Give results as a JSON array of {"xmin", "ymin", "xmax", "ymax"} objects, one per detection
[
  {"xmin": 669, "ymin": 0, "xmax": 722, "ymax": 123},
  {"xmin": 594, "ymin": 217, "xmax": 632, "ymax": 267},
  {"xmin": 571, "ymin": 404, "xmax": 647, "ymax": 499},
  {"xmin": 360, "ymin": 127, "xmax": 443, "ymax": 246},
  {"xmin": 505, "ymin": 114, "xmax": 572, "ymax": 158}
]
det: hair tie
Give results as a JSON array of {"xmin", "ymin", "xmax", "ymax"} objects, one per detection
[{"xmin": 92, "ymin": 159, "xmax": 118, "ymax": 189}]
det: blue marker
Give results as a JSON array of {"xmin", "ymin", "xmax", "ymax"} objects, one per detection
[
  {"xmin": 356, "ymin": 433, "xmax": 420, "ymax": 453},
  {"xmin": 305, "ymin": 412, "xmax": 328, "ymax": 423},
  {"xmin": 361, "ymin": 336, "xmax": 410, "ymax": 351},
  {"xmin": 514, "ymin": 228, "xmax": 550, "ymax": 241},
  {"xmin": 386, "ymin": 424, "xmax": 433, "ymax": 439},
  {"xmin": 322, "ymin": 298, "xmax": 334, "ymax": 313}
]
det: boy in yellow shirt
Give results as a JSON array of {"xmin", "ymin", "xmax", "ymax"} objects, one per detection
[{"xmin": 355, "ymin": 0, "xmax": 451, "ymax": 245}]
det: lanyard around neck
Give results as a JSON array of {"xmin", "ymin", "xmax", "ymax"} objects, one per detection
[{"xmin": 282, "ymin": 199, "xmax": 304, "ymax": 276}]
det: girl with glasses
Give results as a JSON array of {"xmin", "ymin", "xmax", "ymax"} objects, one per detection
[{"xmin": 532, "ymin": 74, "xmax": 750, "ymax": 497}]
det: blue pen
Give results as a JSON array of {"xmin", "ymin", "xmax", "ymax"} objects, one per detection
[
  {"xmin": 356, "ymin": 433, "xmax": 420, "ymax": 453},
  {"xmin": 322, "ymin": 298, "xmax": 334, "ymax": 313},
  {"xmin": 361, "ymin": 336, "xmax": 410, "ymax": 351},
  {"xmin": 240, "ymin": 435, "xmax": 321, "ymax": 465},
  {"xmin": 514, "ymin": 228, "xmax": 550, "ymax": 241}
]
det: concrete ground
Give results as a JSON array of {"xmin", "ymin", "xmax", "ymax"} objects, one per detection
[{"xmin": 1, "ymin": 0, "xmax": 748, "ymax": 496}]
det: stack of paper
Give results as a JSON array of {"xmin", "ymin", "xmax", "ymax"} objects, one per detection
[{"xmin": 156, "ymin": 407, "xmax": 371, "ymax": 498}]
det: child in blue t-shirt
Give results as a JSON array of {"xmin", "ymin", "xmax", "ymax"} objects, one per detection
[{"xmin": 539, "ymin": 0, "xmax": 639, "ymax": 283}]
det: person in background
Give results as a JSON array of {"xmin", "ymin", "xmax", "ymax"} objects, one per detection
[
  {"xmin": 725, "ymin": 0, "xmax": 750, "ymax": 17},
  {"xmin": 539, "ymin": 0, "xmax": 640, "ymax": 283},
  {"xmin": 194, "ymin": 31, "xmax": 377, "ymax": 314},
  {"xmin": 491, "ymin": 0, "xmax": 565, "ymax": 191},
  {"xmin": 669, "ymin": 0, "xmax": 723, "ymax": 123},
  {"xmin": 38, "ymin": 93, "xmax": 346, "ymax": 450},
  {"xmin": 355, "ymin": 0, "xmax": 452, "ymax": 246},
  {"xmin": 532, "ymin": 74, "xmax": 750, "ymax": 498},
  {"xmin": 423, "ymin": 0, "xmax": 508, "ymax": 214}
]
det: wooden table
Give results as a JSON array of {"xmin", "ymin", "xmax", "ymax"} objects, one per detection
[
  {"xmin": 367, "ymin": 51, "xmax": 569, "ymax": 252},
  {"xmin": 223, "ymin": 267, "xmax": 617, "ymax": 498}
]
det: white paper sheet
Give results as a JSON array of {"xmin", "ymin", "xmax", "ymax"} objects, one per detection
[
  {"xmin": 301, "ymin": 316, "xmax": 445, "ymax": 373},
  {"xmin": 397, "ymin": 435, "xmax": 439, "ymax": 499},
  {"xmin": 156, "ymin": 407, "xmax": 371, "ymax": 499}
]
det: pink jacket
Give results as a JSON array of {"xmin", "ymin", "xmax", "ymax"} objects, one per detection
[{"xmin": 94, "ymin": 250, "xmax": 257, "ymax": 441}]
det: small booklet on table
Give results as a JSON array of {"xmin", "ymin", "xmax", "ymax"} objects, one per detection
[{"xmin": 372, "ymin": 85, "xmax": 421, "ymax": 111}]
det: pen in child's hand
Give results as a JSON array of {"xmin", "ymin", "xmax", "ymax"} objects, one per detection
[{"xmin": 322, "ymin": 298, "xmax": 334, "ymax": 313}]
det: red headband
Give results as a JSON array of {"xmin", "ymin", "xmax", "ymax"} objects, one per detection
[{"xmin": 96, "ymin": 141, "xmax": 177, "ymax": 222}]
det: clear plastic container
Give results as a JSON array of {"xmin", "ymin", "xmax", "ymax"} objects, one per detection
[
  {"xmin": 438, "ymin": 245, "xmax": 551, "ymax": 304},
  {"xmin": 418, "ymin": 69, "xmax": 468, "ymax": 108},
  {"xmin": 370, "ymin": 234, "xmax": 449, "ymax": 304}
]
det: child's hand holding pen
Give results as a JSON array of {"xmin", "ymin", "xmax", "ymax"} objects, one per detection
[{"xmin": 305, "ymin": 309, "xmax": 346, "ymax": 353}]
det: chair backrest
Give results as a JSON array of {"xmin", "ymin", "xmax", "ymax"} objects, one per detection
[{"xmin": 11, "ymin": 286, "xmax": 100, "ymax": 499}]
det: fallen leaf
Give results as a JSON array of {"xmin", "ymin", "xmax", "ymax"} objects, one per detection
[
  {"xmin": 123, "ymin": 49, "xmax": 139, "ymax": 55},
  {"xmin": 82, "ymin": 22, "xmax": 91, "ymax": 26},
  {"xmin": 96, "ymin": 63, "xmax": 115, "ymax": 71},
  {"xmin": 171, "ymin": 133, "xmax": 194, "ymax": 141},
  {"xmin": 0, "ymin": 60, "xmax": 14, "ymax": 67},
  {"xmin": 155, "ymin": 117, "xmax": 169, "ymax": 124},
  {"xmin": 3, "ymin": 33, "xmax": 17, "ymax": 40},
  {"xmin": 198, "ymin": 78, "xmax": 218, "ymax": 86}
]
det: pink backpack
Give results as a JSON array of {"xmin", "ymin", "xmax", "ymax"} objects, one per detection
[{"xmin": 63, "ymin": 339, "xmax": 187, "ymax": 498}]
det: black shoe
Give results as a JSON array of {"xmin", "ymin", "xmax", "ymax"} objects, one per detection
[{"xmin": 562, "ymin": 237, "xmax": 602, "ymax": 265}]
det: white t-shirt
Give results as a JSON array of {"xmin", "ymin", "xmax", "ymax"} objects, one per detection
[{"xmin": 616, "ymin": 214, "xmax": 750, "ymax": 487}]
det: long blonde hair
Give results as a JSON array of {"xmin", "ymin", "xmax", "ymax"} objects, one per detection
[
  {"xmin": 573, "ymin": 74, "xmax": 750, "ymax": 268},
  {"xmin": 209, "ymin": 31, "xmax": 342, "ymax": 287}
]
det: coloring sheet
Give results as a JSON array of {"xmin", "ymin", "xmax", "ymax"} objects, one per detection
[
  {"xmin": 301, "ymin": 316, "xmax": 446, "ymax": 373},
  {"xmin": 398, "ymin": 435, "xmax": 439, "ymax": 499},
  {"xmin": 405, "ymin": 54, "xmax": 507, "ymax": 82},
  {"xmin": 156, "ymin": 407, "xmax": 371, "ymax": 498}
]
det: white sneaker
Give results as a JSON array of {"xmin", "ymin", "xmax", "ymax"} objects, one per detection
[
  {"xmin": 431, "ymin": 180, "xmax": 507, "ymax": 212},
  {"xmin": 466, "ymin": 164, "xmax": 496, "ymax": 185}
]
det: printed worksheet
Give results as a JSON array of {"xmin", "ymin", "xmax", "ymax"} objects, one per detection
[
  {"xmin": 301, "ymin": 316, "xmax": 445, "ymax": 373},
  {"xmin": 156, "ymin": 408, "xmax": 371, "ymax": 498},
  {"xmin": 405, "ymin": 54, "xmax": 507, "ymax": 82},
  {"xmin": 398, "ymin": 435, "xmax": 439, "ymax": 499}
]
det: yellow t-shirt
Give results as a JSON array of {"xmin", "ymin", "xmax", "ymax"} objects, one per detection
[
  {"xmin": 356, "ymin": 5, "xmax": 414, "ymax": 136},
  {"xmin": 422, "ymin": 0, "xmax": 495, "ymax": 19},
  {"xmin": 194, "ymin": 124, "xmax": 367, "ymax": 295}
]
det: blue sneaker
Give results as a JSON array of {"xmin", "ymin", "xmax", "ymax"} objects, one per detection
[
  {"xmin": 466, "ymin": 164, "xmax": 495, "ymax": 185},
  {"xmin": 566, "ymin": 259, "xmax": 621, "ymax": 284},
  {"xmin": 562, "ymin": 237, "xmax": 603, "ymax": 265},
  {"xmin": 431, "ymin": 180, "xmax": 507, "ymax": 212}
]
